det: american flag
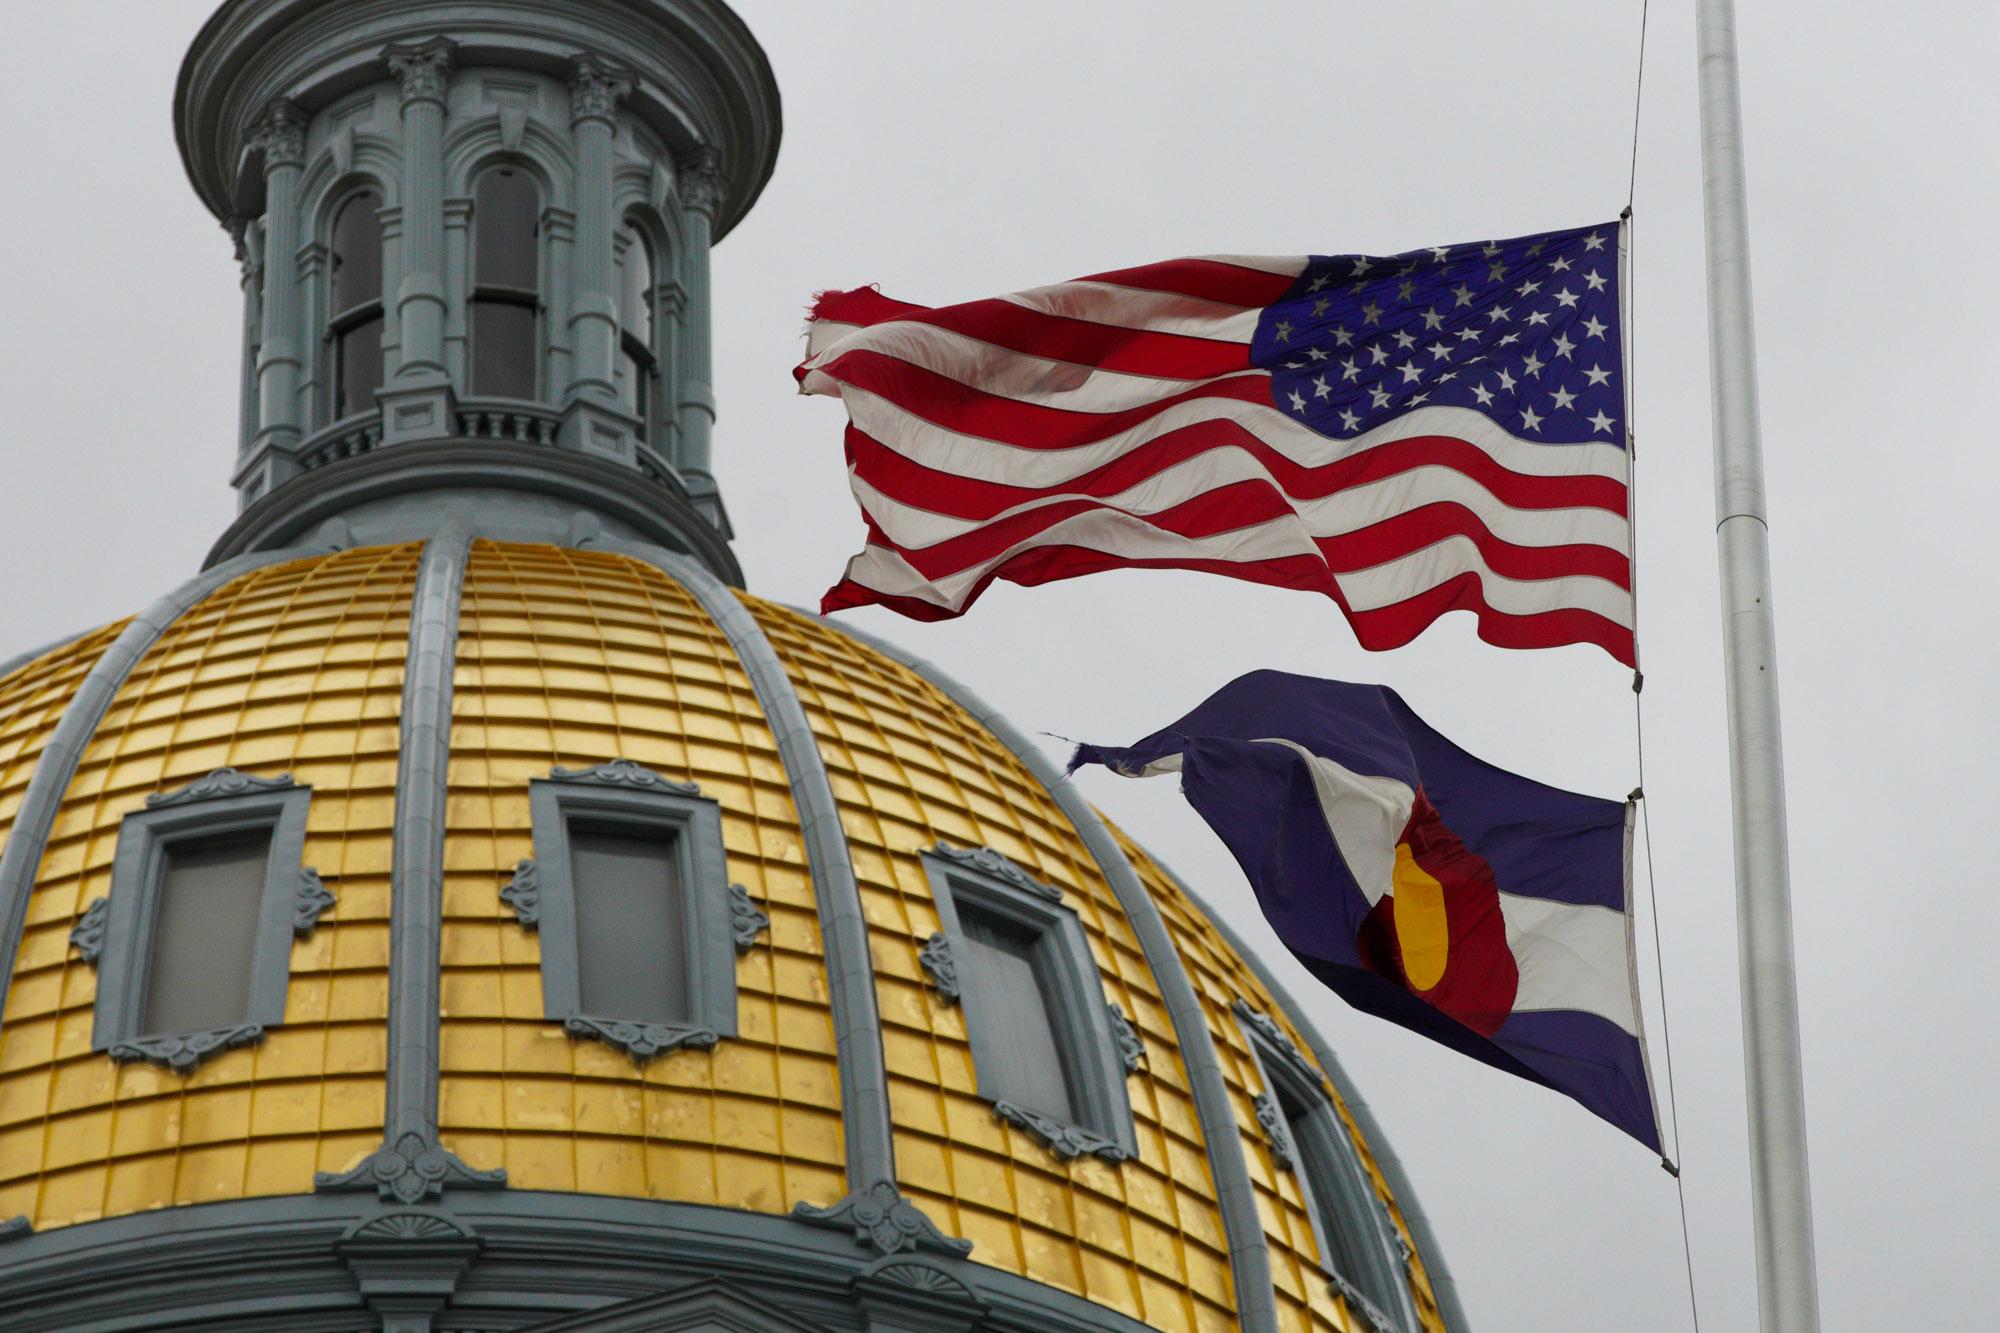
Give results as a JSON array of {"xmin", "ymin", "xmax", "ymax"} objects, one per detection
[{"xmin": 798, "ymin": 221, "xmax": 1634, "ymax": 665}]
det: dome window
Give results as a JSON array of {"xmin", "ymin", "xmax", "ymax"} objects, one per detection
[
  {"xmin": 1236, "ymin": 1001, "xmax": 1414, "ymax": 1331},
  {"xmin": 79, "ymin": 769, "xmax": 330, "ymax": 1075},
  {"xmin": 469, "ymin": 168, "xmax": 541, "ymax": 399},
  {"xmin": 616, "ymin": 221, "xmax": 657, "ymax": 430},
  {"xmin": 326, "ymin": 189, "xmax": 385, "ymax": 420},
  {"xmin": 504, "ymin": 760, "xmax": 759, "ymax": 1063},
  {"xmin": 919, "ymin": 844, "xmax": 1139, "ymax": 1164}
]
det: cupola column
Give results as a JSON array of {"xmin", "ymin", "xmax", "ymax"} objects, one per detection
[
  {"xmin": 557, "ymin": 54, "xmax": 640, "ymax": 462},
  {"xmin": 246, "ymin": 99, "xmax": 307, "ymax": 494},
  {"xmin": 676, "ymin": 150, "xmax": 723, "ymax": 503},
  {"xmin": 380, "ymin": 38, "xmax": 457, "ymax": 446}
]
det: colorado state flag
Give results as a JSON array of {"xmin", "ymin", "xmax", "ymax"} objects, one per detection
[{"xmin": 1071, "ymin": 671, "xmax": 1660, "ymax": 1152}]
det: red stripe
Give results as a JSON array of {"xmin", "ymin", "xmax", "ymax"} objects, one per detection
[
  {"xmin": 809, "ymin": 286, "xmax": 932, "ymax": 329},
  {"xmin": 1071, "ymin": 257, "xmax": 1298, "ymax": 307},
  {"xmin": 822, "ymin": 544, "xmax": 1635, "ymax": 666},
  {"xmin": 892, "ymin": 298, "xmax": 1252, "ymax": 379},
  {"xmin": 845, "ymin": 420, "xmax": 1627, "ymax": 520}
]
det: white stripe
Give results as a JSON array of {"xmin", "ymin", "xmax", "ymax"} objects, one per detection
[
  {"xmin": 804, "ymin": 319, "xmax": 863, "ymax": 360},
  {"xmin": 1255, "ymin": 739, "xmax": 1414, "ymax": 907},
  {"xmin": 839, "ymin": 502, "xmax": 1633, "ymax": 628},
  {"xmin": 1497, "ymin": 893, "xmax": 1639, "ymax": 1036},
  {"xmin": 837, "ymin": 383, "xmax": 1630, "ymax": 487},
  {"xmin": 998, "ymin": 282, "xmax": 1262, "ymax": 342},
  {"xmin": 1200, "ymin": 254, "xmax": 1311, "ymax": 278},
  {"xmin": 804, "ymin": 321, "xmax": 1257, "ymax": 408},
  {"xmin": 850, "ymin": 454, "xmax": 1631, "ymax": 556}
]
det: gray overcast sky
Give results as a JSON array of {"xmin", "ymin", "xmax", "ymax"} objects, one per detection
[{"xmin": 2, "ymin": 2, "xmax": 1995, "ymax": 1328}]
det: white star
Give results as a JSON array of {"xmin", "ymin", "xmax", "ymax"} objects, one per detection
[
  {"xmin": 1428, "ymin": 341, "xmax": 1453, "ymax": 362},
  {"xmin": 1496, "ymin": 368, "xmax": 1518, "ymax": 392},
  {"xmin": 1525, "ymin": 309, "xmax": 1551, "ymax": 327},
  {"xmin": 1398, "ymin": 362, "xmax": 1425, "ymax": 385},
  {"xmin": 1287, "ymin": 389, "xmax": 1307, "ymax": 412},
  {"xmin": 1550, "ymin": 385, "xmax": 1577, "ymax": 410},
  {"xmin": 1408, "ymin": 392, "xmax": 1430, "ymax": 405},
  {"xmin": 1420, "ymin": 306, "xmax": 1445, "ymax": 330},
  {"xmin": 1284, "ymin": 359, "xmax": 1304, "ymax": 370},
  {"xmin": 1472, "ymin": 382, "xmax": 1496, "ymax": 406},
  {"xmin": 1306, "ymin": 345, "xmax": 1330, "ymax": 362},
  {"xmin": 1456, "ymin": 327, "xmax": 1482, "ymax": 343},
  {"xmin": 1397, "ymin": 279, "xmax": 1416, "ymax": 302},
  {"xmin": 1519, "ymin": 405, "xmax": 1544, "ymax": 432},
  {"xmin": 1313, "ymin": 375, "xmax": 1333, "ymax": 400},
  {"xmin": 1340, "ymin": 357, "xmax": 1361, "ymax": 383},
  {"xmin": 1551, "ymin": 256, "xmax": 1573, "ymax": 273},
  {"xmin": 1481, "ymin": 240, "xmax": 1503, "ymax": 258},
  {"xmin": 1361, "ymin": 300, "xmax": 1383, "ymax": 325},
  {"xmin": 1451, "ymin": 283, "xmax": 1476, "ymax": 308},
  {"xmin": 1552, "ymin": 288, "xmax": 1580, "ymax": 309},
  {"xmin": 1583, "ymin": 362, "xmax": 1613, "ymax": 387},
  {"xmin": 1521, "ymin": 351, "xmax": 1546, "ymax": 377},
  {"xmin": 1438, "ymin": 370, "xmax": 1457, "ymax": 382},
  {"xmin": 1369, "ymin": 385, "xmax": 1394, "ymax": 409},
  {"xmin": 1368, "ymin": 345, "xmax": 1390, "ymax": 366},
  {"xmin": 1339, "ymin": 408, "xmax": 1362, "ymax": 431},
  {"xmin": 1332, "ymin": 324, "xmax": 1355, "ymax": 347},
  {"xmin": 1582, "ymin": 315, "xmax": 1609, "ymax": 339},
  {"xmin": 1583, "ymin": 231, "xmax": 1607, "ymax": 251},
  {"xmin": 1392, "ymin": 329, "xmax": 1417, "ymax": 350},
  {"xmin": 1351, "ymin": 256, "xmax": 1373, "ymax": 276},
  {"xmin": 1428, "ymin": 245, "xmax": 1451, "ymax": 263},
  {"xmin": 1584, "ymin": 268, "xmax": 1609, "ymax": 293},
  {"xmin": 1308, "ymin": 273, "xmax": 1331, "ymax": 293},
  {"xmin": 1487, "ymin": 259, "xmax": 1508, "ymax": 283},
  {"xmin": 1588, "ymin": 409, "xmax": 1616, "ymax": 435},
  {"xmin": 1275, "ymin": 319, "xmax": 1294, "ymax": 342},
  {"xmin": 1516, "ymin": 279, "xmax": 1543, "ymax": 297},
  {"xmin": 1311, "ymin": 297, "xmax": 1332, "ymax": 317},
  {"xmin": 1552, "ymin": 332, "xmax": 1577, "ymax": 359},
  {"xmin": 1496, "ymin": 332, "xmax": 1520, "ymax": 346},
  {"xmin": 1485, "ymin": 304, "xmax": 1512, "ymax": 324},
  {"xmin": 1525, "ymin": 239, "xmax": 1547, "ymax": 258}
]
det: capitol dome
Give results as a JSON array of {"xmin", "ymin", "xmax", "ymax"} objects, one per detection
[{"xmin": 0, "ymin": 4, "xmax": 1462, "ymax": 1331}]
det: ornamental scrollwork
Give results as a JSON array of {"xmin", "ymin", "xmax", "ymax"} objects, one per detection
[
  {"xmin": 250, "ymin": 98, "xmax": 306, "ymax": 170},
  {"xmin": 1106, "ymin": 1002, "xmax": 1145, "ymax": 1073},
  {"xmin": 678, "ymin": 146, "xmax": 726, "ymax": 219},
  {"xmin": 728, "ymin": 883, "xmax": 768, "ymax": 955},
  {"xmin": 929, "ymin": 843, "xmax": 1061, "ymax": 903},
  {"xmin": 791, "ymin": 1179, "xmax": 973, "ymax": 1258},
  {"xmin": 547, "ymin": 760, "xmax": 698, "ymax": 796},
  {"xmin": 1330, "ymin": 1270, "xmax": 1398, "ymax": 1333},
  {"xmin": 69, "ymin": 897, "xmax": 110, "ymax": 966},
  {"xmin": 384, "ymin": 36, "xmax": 455, "ymax": 105},
  {"xmin": 293, "ymin": 867, "xmax": 335, "ymax": 935},
  {"xmin": 567, "ymin": 53, "xmax": 633, "ymax": 124},
  {"xmin": 1253, "ymin": 1092, "xmax": 1296, "ymax": 1171},
  {"xmin": 109, "ymin": 1025, "xmax": 265, "ymax": 1075},
  {"xmin": 146, "ymin": 767, "xmax": 295, "ymax": 810},
  {"xmin": 315, "ymin": 1131, "xmax": 507, "ymax": 1205},
  {"xmin": 992, "ymin": 1101, "xmax": 1131, "ymax": 1164},
  {"xmin": 1234, "ymin": 999, "xmax": 1323, "ymax": 1088},
  {"xmin": 562, "ymin": 1015, "xmax": 718, "ymax": 1063},
  {"xmin": 500, "ymin": 859, "xmax": 540, "ymax": 929},
  {"xmin": 346, "ymin": 1211, "xmax": 471, "ymax": 1242},
  {"xmin": 917, "ymin": 932, "xmax": 959, "ymax": 1003}
]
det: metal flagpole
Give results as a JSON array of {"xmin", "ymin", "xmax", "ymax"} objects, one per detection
[{"xmin": 1691, "ymin": 1, "xmax": 1822, "ymax": 1328}]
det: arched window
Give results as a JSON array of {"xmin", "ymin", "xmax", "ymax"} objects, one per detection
[
  {"xmin": 327, "ymin": 190, "xmax": 384, "ymax": 420},
  {"xmin": 617, "ymin": 222, "xmax": 656, "ymax": 428},
  {"xmin": 470, "ymin": 168, "xmax": 541, "ymax": 399}
]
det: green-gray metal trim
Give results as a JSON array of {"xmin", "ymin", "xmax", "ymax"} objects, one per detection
[
  {"xmin": 593, "ymin": 545, "xmax": 900, "ymax": 1202},
  {"xmin": 820, "ymin": 616, "xmax": 1281, "ymax": 1333},
  {"xmin": 315, "ymin": 518, "xmax": 503, "ymax": 1202},
  {"xmin": 0, "ymin": 543, "xmax": 335, "ymax": 1029},
  {"xmin": 1165, "ymin": 866, "xmax": 1469, "ymax": 1332}
]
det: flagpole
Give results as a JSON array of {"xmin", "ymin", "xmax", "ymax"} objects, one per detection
[{"xmin": 1692, "ymin": 1, "xmax": 1822, "ymax": 1328}]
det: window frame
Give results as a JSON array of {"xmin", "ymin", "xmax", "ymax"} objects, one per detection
[
  {"xmin": 615, "ymin": 218, "xmax": 659, "ymax": 432},
  {"xmin": 86, "ymin": 769, "xmax": 327, "ymax": 1075},
  {"xmin": 1235, "ymin": 1000, "xmax": 1415, "ymax": 1333},
  {"xmin": 323, "ymin": 185, "xmax": 387, "ymax": 422},
  {"xmin": 919, "ymin": 843, "xmax": 1138, "ymax": 1164},
  {"xmin": 506, "ymin": 761, "xmax": 755, "ymax": 1064},
  {"xmin": 467, "ymin": 164, "xmax": 544, "ymax": 400}
]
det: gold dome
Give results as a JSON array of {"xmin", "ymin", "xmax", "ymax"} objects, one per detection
[{"xmin": 0, "ymin": 540, "xmax": 1449, "ymax": 1332}]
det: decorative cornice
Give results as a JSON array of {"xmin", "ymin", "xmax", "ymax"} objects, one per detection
[
  {"xmin": 69, "ymin": 898, "xmax": 109, "ymax": 966},
  {"xmin": 992, "ymin": 1101, "xmax": 1132, "ymax": 1164},
  {"xmin": 792, "ymin": 1180, "xmax": 973, "ymax": 1259},
  {"xmin": 500, "ymin": 859, "xmax": 540, "ymax": 929},
  {"xmin": 345, "ymin": 1211, "xmax": 471, "ymax": 1242},
  {"xmin": 568, "ymin": 53, "xmax": 634, "ymax": 125},
  {"xmin": 1252, "ymin": 1093, "xmax": 1296, "ymax": 1172},
  {"xmin": 548, "ymin": 759, "xmax": 699, "ymax": 795},
  {"xmin": 1106, "ymin": 1002, "xmax": 1146, "ymax": 1074},
  {"xmin": 293, "ymin": 868, "xmax": 335, "ymax": 935},
  {"xmin": 917, "ymin": 932, "xmax": 959, "ymax": 1002},
  {"xmin": 929, "ymin": 843, "xmax": 1062, "ymax": 903},
  {"xmin": 316, "ymin": 1131, "xmax": 506, "ymax": 1205},
  {"xmin": 383, "ymin": 36, "xmax": 456, "ymax": 107},
  {"xmin": 850, "ymin": 1255, "xmax": 988, "ymax": 1333},
  {"xmin": 250, "ymin": 97, "xmax": 306, "ymax": 171},
  {"xmin": 728, "ymin": 883, "xmax": 768, "ymax": 955},
  {"xmin": 110, "ymin": 1025, "xmax": 264, "ymax": 1075},
  {"xmin": 678, "ymin": 147, "xmax": 726, "ymax": 219},
  {"xmin": 146, "ymin": 767, "xmax": 295, "ymax": 810},
  {"xmin": 563, "ymin": 1015, "xmax": 718, "ymax": 1063},
  {"xmin": 1234, "ymin": 999, "xmax": 1324, "ymax": 1089}
]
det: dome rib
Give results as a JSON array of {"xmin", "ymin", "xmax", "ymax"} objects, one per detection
[
  {"xmin": 820, "ymin": 615, "xmax": 1285, "ymax": 1331},
  {"xmin": 0, "ymin": 540, "xmax": 338, "ymax": 1032}
]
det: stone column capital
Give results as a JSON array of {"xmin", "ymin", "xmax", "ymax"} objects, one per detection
[
  {"xmin": 567, "ymin": 53, "xmax": 633, "ymax": 126},
  {"xmin": 250, "ymin": 98, "xmax": 307, "ymax": 172},
  {"xmin": 384, "ymin": 36, "xmax": 457, "ymax": 107},
  {"xmin": 677, "ymin": 147, "xmax": 725, "ymax": 220}
]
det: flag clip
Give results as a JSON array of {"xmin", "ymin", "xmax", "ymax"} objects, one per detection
[{"xmin": 1660, "ymin": 1156, "xmax": 1681, "ymax": 1178}]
